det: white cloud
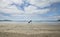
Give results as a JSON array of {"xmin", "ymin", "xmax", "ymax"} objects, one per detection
[
  {"xmin": 43, "ymin": 16, "xmax": 60, "ymax": 20},
  {"xmin": 0, "ymin": 6, "xmax": 24, "ymax": 15},
  {"xmin": 0, "ymin": 0, "xmax": 60, "ymax": 16},
  {"xmin": 50, "ymin": 16, "xmax": 60, "ymax": 19},
  {"xmin": 25, "ymin": 6, "xmax": 50, "ymax": 14},
  {"xmin": 50, "ymin": 0, "xmax": 60, "ymax": 3},
  {"xmin": 29, "ymin": 0, "xmax": 51, "ymax": 8},
  {"xmin": 0, "ymin": 0, "xmax": 50, "ymax": 15},
  {"xmin": 29, "ymin": 0, "xmax": 60, "ymax": 8},
  {"xmin": 0, "ymin": 0, "xmax": 24, "ymax": 15}
]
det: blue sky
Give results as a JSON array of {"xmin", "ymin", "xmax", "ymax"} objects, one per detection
[{"xmin": 0, "ymin": 0, "xmax": 60, "ymax": 21}]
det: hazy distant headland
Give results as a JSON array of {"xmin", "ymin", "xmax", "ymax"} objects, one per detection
[{"xmin": 0, "ymin": 20, "xmax": 12, "ymax": 22}]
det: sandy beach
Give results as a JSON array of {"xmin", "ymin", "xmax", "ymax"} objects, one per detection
[{"xmin": 0, "ymin": 22, "xmax": 60, "ymax": 37}]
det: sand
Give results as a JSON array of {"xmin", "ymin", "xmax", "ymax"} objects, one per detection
[{"xmin": 0, "ymin": 22, "xmax": 60, "ymax": 37}]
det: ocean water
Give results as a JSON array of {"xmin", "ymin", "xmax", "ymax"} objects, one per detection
[{"xmin": 0, "ymin": 21, "xmax": 60, "ymax": 25}]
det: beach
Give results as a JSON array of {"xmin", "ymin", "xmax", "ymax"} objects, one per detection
[{"xmin": 0, "ymin": 22, "xmax": 60, "ymax": 37}]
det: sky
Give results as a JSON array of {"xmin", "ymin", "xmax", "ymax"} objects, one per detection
[{"xmin": 0, "ymin": 0, "xmax": 60, "ymax": 21}]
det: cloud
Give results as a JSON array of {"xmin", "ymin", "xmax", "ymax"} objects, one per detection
[
  {"xmin": 29, "ymin": 0, "xmax": 50, "ymax": 8},
  {"xmin": 0, "ymin": 0, "xmax": 60, "ymax": 20},
  {"xmin": 0, "ymin": 0, "xmax": 24, "ymax": 15},
  {"xmin": 46, "ymin": 16, "xmax": 60, "ymax": 20},
  {"xmin": 0, "ymin": 6, "xmax": 24, "ymax": 15},
  {"xmin": 0, "ymin": 0, "xmax": 50, "ymax": 15},
  {"xmin": 25, "ymin": 6, "xmax": 50, "ymax": 14}
]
